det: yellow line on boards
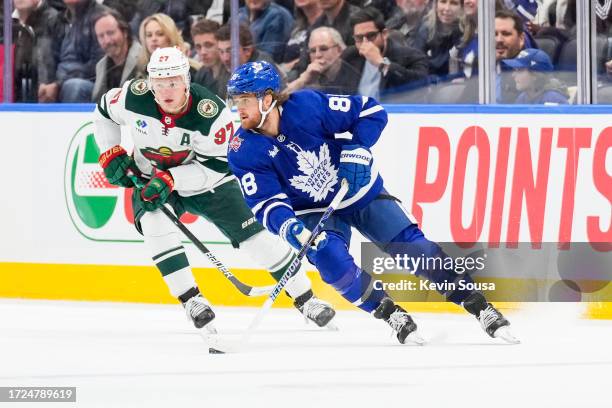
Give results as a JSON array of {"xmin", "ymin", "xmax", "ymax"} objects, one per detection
[{"xmin": 0, "ymin": 262, "xmax": 538, "ymax": 316}]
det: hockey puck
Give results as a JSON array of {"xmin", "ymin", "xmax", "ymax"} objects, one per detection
[{"xmin": 209, "ymin": 347, "xmax": 225, "ymax": 354}]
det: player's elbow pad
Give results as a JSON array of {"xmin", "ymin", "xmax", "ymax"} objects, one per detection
[{"xmin": 93, "ymin": 111, "xmax": 122, "ymax": 153}]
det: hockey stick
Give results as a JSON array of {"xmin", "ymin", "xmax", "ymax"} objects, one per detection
[
  {"xmin": 158, "ymin": 204, "xmax": 274, "ymax": 297},
  {"xmin": 129, "ymin": 175, "xmax": 274, "ymax": 297},
  {"xmin": 241, "ymin": 178, "xmax": 350, "ymax": 343}
]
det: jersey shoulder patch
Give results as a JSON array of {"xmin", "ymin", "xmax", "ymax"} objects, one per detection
[
  {"xmin": 129, "ymin": 79, "xmax": 150, "ymax": 96},
  {"xmin": 228, "ymin": 130, "xmax": 274, "ymax": 167},
  {"xmin": 177, "ymin": 83, "xmax": 227, "ymax": 134},
  {"xmin": 124, "ymin": 79, "xmax": 159, "ymax": 119},
  {"xmin": 196, "ymin": 98, "xmax": 219, "ymax": 118}
]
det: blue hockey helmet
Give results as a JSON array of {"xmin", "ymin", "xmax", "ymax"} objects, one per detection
[{"xmin": 227, "ymin": 61, "xmax": 281, "ymax": 99}]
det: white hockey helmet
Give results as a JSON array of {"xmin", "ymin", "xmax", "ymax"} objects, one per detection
[{"xmin": 147, "ymin": 47, "xmax": 190, "ymax": 87}]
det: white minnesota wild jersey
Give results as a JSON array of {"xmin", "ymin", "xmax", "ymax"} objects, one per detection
[{"xmin": 94, "ymin": 79, "xmax": 236, "ymax": 196}]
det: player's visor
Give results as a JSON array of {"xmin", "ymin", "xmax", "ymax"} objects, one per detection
[
  {"xmin": 227, "ymin": 94, "xmax": 258, "ymax": 109},
  {"xmin": 149, "ymin": 77, "xmax": 186, "ymax": 92}
]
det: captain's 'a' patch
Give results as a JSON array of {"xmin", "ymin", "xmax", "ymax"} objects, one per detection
[{"xmin": 197, "ymin": 99, "xmax": 219, "ymax": 118}]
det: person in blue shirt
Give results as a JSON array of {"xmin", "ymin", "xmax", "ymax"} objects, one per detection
[
  {"xmin": 226, "ymin": 61, "xmax": 518, "ymax": 344},
  {"xmin": 503, "ymin": 48, "xmax": 569, "ymax": 104},
  {"xmin": 239, "ymin": 0, "xmax": 295, "ymax": 63}
]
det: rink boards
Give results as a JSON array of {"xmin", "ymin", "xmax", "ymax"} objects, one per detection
[{"xmin": 0, "ymin": 104, "xmax": 609, "ymax": 319}]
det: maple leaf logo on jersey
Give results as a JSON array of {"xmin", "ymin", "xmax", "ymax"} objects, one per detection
[
  {"xmin": 141, "ymin": 146, "xmax": 190, "ymax": 170},
  {"xmin": 289, "ymin": 143, "xmax": 338, "ymax": 202}
]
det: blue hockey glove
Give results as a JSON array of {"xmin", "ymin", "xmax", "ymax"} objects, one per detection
[
  {"xmin": 337, "ymin": 144, "xmax": 372, "ymax": 196},
  {"xmin": 279, "ymin": 218, "xmax": 328, "ymax": 256}
]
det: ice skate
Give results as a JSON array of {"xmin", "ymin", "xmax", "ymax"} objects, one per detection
[
  {"xmin": 463, "ymin": 292, "xmax": 520, "ymax": 344},
  {"xmin": 180, "ymin": 287, "xmax": 216, "ymax": 330},
  {"xmin": 374, "ymin": 298, "xmax": 424, "ymax": 345},
  {"xmin": 294, "ymin": 289, "xmax": 336, "ymax": 328}
]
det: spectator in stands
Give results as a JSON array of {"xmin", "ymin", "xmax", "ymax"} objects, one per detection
[
  {"xmin": 239, "ymin": 0, "xmax": 294, "ymax": 63},
  {"xmin": 340, "ymin": 7, "xmax": 429, "ymax": 100},
  {"xmin": 413, "ymin": 0, "xmax": 463, "ymax": 79},
  {"xmin": 135, "ymin": 13, "xmax": 202, "ymax": 78},
  {"xmin": 92, "ymin": 9, "xmax": 142, "ymax": 103},
  {"xmin": 312, "ymin": 0, "xmax": 361, "ymax": 47},
  {"xmin": 282, "ymin": 0, "xmax": 323, "ymax": 69},
  {"xmin": 450, "ymin": 0, "xmax": 477, "ymax": 79},
  {"xmin": 37, "ymin": 0, "xmax": 106, "ymax": 103},
  {"xmin": 499, "ymin": 0, "xmax": 538, "ymax": 47},
  {"xmin": 129, "ymin": 0, "xmax": 211, "ymax": 46},
  {"xmin": 496, "ymin": 10, "xmax": 527, "ymax": 63},
  {"xmin": 286, "ymin": 26, "xmax": 358, "ymax": 93},
  {"xmin": 191, "ymin": 19, "xmax": 222, "ymax": 67},
  {"xmin": 385, "ymin": 0, "xmax": 430, "ymax": 46},
  {"xmin": 215, "ymin": 23, "xmax": 281, "ymax": 98},
  {"xmin": 191, "ymin": 19, "xmax": 221, "ymax": 70},
  {"xmin": 496, "ymin": 9, "xmax": 529, "ymax": 103},
  {"xmin": 12, "ymin": 0, "xmax": 63, "ymax": 102},
  {"xmin": 503, "ymin": 48, "xmax": 568, "ymax": 104},
  {"xmin": 503, "ymin": 0, "xmax": 538, "ymax": 24},
  {"xmin": 100, "ymin": 0, "xmax": 137, "ymax": 22},
  {"xmin": 191, "ymin": 19, "xmax": 224, "ymax": 95},
  {"xmin": 46, "ymin": 0, "xmax": 64, "ymax": 11},
  {"xmin": 287, "ymin": 0, "xmax": 361, "ymax": 83},
  {"xmin": 535, "ymin": 0, "xmax": 568, "ymax": 30}
]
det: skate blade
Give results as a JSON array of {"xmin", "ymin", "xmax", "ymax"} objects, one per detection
[
  {"xmin": 325, "ymin": 321, "xmax": 339, "ymax": 331},
  {"xmin": 198, "ymin": 324, "xmax": 239, "ymax": 354},
  {"xmin": 406, "ymin": 331, "xmax": 426, "ymax": 345},
  {"xmin": 493, "ymin": 326, "xmax": 521, "ymax": 344}
]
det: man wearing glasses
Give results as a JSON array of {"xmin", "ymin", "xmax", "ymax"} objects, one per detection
[
  {"xmin": 286, "ymin": 27, "xmax": 359, "ymax": 94},
  {"xmin": 339, "ymin": 7, "xmax": 429, "ymax": 101}
]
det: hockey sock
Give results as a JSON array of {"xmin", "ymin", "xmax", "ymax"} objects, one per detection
[
  {"xmin": 140, "ymin": 211, "xmax": 197, "ymax": 298},
  {"xmin": 240, "ymin": 231, "xmax": 311, "ymax": 298}
]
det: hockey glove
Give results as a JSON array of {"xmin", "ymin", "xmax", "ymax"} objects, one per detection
[
  {"xmin": 337, "ymin": 144, "xmax": 372, "ymax": 196},
  {"xmin": 98, "ymin": 145, "xmax": 136, "ymax": 188},
  {"xmin": 279, "ymin": 218, "xmax": 328, "ymax": 257},
  {"xmin": 140, "ymin": 170, "xmax": 174, "ymax": 211}
]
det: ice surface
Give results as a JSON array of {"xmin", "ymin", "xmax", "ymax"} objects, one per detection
[{"xmin": 0, "ymin": 299, "xmax": 610, "ymax": 408}]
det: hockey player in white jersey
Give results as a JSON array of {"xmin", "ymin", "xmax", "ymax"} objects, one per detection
[{"xmin": 93, "ymin": 47, "xmax": 335, "ymax": 331}]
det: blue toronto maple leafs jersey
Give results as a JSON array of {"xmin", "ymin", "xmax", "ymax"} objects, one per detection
[{"xmin": 228, "ymin": 90, "xmax": 388, "ymax": 235}]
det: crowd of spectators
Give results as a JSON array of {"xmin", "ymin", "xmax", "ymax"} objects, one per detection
[{"xmin": 4, "ymin": 0, "xmax": 612, "ymax": 104}]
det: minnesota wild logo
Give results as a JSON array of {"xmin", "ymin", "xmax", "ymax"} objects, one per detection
[
  {"xmin": 64, "ymin": 123, "xmax": 224, "ymax": 243},
  {"xmin": 141, "ymin": 146, "xmax": 190, "ymax": 170},
  {"xmin": 130, "ymin": 79, "xmax": 149, "ymax": 95},
  {"xmin": 197, "ymin": 99, "xmax": 218, "ymax": 118}
]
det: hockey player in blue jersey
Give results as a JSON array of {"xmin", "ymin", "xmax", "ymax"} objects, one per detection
[{"xmin": 226, "ymin": 61, "xmax": 518, "ymax": 344}]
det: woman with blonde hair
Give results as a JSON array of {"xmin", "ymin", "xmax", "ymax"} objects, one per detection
[
  {"xmin": 413, "ymin": 0, "xmax": 464, "ymax": 79},
  {"xmin": 136, "ymin": 13, "xmax": 202, "ymax": 77}
]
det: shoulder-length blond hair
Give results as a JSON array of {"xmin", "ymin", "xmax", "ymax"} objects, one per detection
[
  {"xmin": 137, "ymin": 13, "xmax": 202, "ymax": 75},
  {"xmin": 138, "ymin": 14, "xmax": 184, "ymax": 67},
  {"xmin": 424, "ymin": 0, "xmax": 464, "ymax": 43}
]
